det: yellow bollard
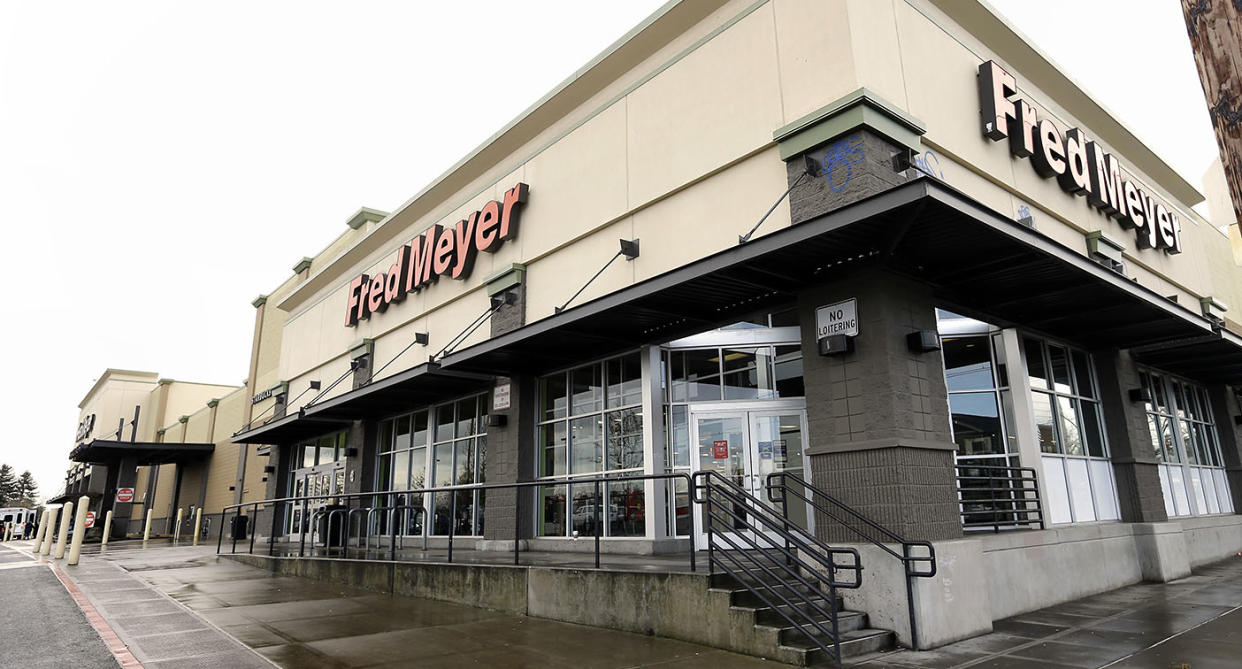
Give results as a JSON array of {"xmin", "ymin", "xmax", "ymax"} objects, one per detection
[
  {"xmin": 101, "ymin": 510, "xmax": 113, "ymax": 547},
  {"xmin": 33, "ymin": 510, "xmax": 49, "ymax": 548},
  {"xmin": 192, "ymin": 508, "xmax": 203, "ymax": 546},
  {"xmin": 67, "ymin": 496, "xmax": 90, "ymax": 565},
  {"xmin": 174, "ymin": 507, "xmax": 184, "ymax": 543},
  {"xmin": 143, "ymin": 509, "xmax": 153, "ymax": 542},
  {"xmin": 53, "ymin": 501, "xmax": 73, "ymax": 559},
  {"xmin": 39, "ymin": 509, "xmax": 57, "ymax": 556}
]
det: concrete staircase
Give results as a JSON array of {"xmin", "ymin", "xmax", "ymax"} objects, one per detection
[{"xmin": 709, "ymin": 552, "xmax": 896, "ymax": 666}]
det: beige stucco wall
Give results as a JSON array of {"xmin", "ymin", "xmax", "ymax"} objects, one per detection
[
  {"xmin": 252, "ymin": 0, "xmax": 1241, "ymax": 402},
  {"xmin": 75, "ymin": 370, "xmax": 158, "ymax": 445},
  {"xmin": 888, "ymin": 0, "xmax": 1242, "ymax": 317}
]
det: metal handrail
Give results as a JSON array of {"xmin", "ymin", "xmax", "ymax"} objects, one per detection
[
  {"xmin": 766, "ymin": 471, "xmax": 936, "ymax": 651},
  {"xmin": 218, "ymin": 471, "xmax": 697, "ymax": 572},
  {"xmin": 954, "ymin": 463, "xmax": 1044, "ymax": 533},
  {"xmin": 692, "ymin": 470, "xmax": 861, "ymax": 666}
]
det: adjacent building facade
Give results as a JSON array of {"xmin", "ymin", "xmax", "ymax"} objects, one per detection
[{"xmin": 65, "ymin": 0, "xmax": 1242, "ymax": 650}]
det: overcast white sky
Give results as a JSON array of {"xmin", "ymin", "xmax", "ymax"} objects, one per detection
[{"xmin": 0, "ymin": 1, "xmax": 1222, "ymax": 502}]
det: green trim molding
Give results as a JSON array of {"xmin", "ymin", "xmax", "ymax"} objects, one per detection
[
  {"xmin": 773, "ymin": 88, "xmax": 926, "ymax": 160},
  {"xmin": 346, "ymin": 207, "xmax": 389, "ymax": 230},
  {"xmin": 252, "ymin": 295, "xmax": 268, "ymax": 308},
  {"xmin": 1200, "ymin": 296, "xmax": 1229, "ymax": 320},
  {"xmin": 1086, "ymin": 231, "xmax": 1126, "ymax": 264},
  {"xmin": 158, "ymin": 378, "xmax": 174, "ymax": 386},
  {"xmin": 484, "ymin": 263, "xmax": 527, "ymax": 297},
  {"xmin": 292, "ymin": 257, "xmax": 313, "ymax": 274},
  {"xmin": 178, "ymin": 415, "xmax": 189, "ymax": 424},
  {"xmin": 207, "ymin": 398, "xmax": 220, "ymax": 409},
  {"xmin": 350, "ymin": 338, "xmax": 375, "ymax": 361},
  {"xmin": 267, "ymin": 381, "xmax": 289, "ymax": 397}
]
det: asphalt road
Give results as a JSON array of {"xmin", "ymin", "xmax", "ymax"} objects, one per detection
[{"xmin": 0, "ymin": 545, "xmax": 116, "ymax": 669}]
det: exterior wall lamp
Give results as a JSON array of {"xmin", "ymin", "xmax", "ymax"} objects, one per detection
[
  {"xmin": 1129, "ymin": 388, "xmax": 1152, "ymax": 403},
  {"xmin": 906, "ymin": 330, "xmax": 941, "ymax": 353}
]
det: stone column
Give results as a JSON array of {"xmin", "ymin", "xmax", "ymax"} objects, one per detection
[
  {"xmin": 1208, "ymin": 384, "xmax": 1242, "ymax": 512},
  {"xmin": 481, "ymin": 375, "xmax": 536, "ymax": 549},
  {"xmin": 798, "ymin": 269, "xmax": 961, "ymax": 542},
  {"xmin": 1095, "ymin": 349, "xmax": 1168, "ymax": 523}
]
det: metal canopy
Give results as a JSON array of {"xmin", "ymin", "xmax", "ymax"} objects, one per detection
[
  {"xmin": 305, "ymin": 364, "xmax": 495, "ymax": 422},
  {"xmin": 232, "ymin": 178, "xmax": 1240, "ymax": 446},
  {"xmin": 230, "ymin": 411, "xmax": 352, "ymax": 445},
  {"xmin": 440, "ymin": 178, "xmax": 1223, "ymax": 373},
  {"xmin": 231, "ymin": 365, "xmax": 494, "ymax": 444},
  {"xmin": 70, "ymin": 439, "xmax": 215, "ymax": 466},
  {"xmin": 1130, "ymin": 329, "xmax": 1242, "ymax": 385}
]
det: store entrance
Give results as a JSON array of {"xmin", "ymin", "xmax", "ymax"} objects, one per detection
[
  {"xmin": 288, "ymin": 461, "xmax": 345, "ymax": 540},
  {"xmin": 689, "ymin": 402, "xmax": 809, "ymax": 550}
]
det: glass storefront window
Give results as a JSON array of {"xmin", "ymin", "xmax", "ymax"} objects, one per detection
[
  {"xmin": 948, "ymin": 392, "xmax": 1005, "ymax": 456},
  {"xmin": 943, "ymin": 337, "xmax": 995, "ymax": 391},
  {"xmin": 375, "ymin": 391, "xmax": 489, "ymax": 535},
  {"xmin": 537, "ymin": 352, "xmax": 645, "ymax": 538},
  {"xmin": 1139, "ymin": 370, "xmax": 1231, "ymax": 517}
]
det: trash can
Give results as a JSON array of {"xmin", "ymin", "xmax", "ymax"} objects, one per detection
[
  {"xmin": 230, "ymin": 515, "xmax": 249, "ymax": 540},
  {"xmin": 316, "ymin": 505, "xmax": 348, "ymax": 547}
]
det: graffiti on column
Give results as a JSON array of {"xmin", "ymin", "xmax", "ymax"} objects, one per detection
[{"xmin": 820, "ymin": 134, "xmax": 864, "ymax": 192}]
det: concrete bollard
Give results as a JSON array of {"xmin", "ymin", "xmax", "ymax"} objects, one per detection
[
  {"xmin": 192, "ymin": 508, "xmax": 203, "ymax": 546},
  {"xmin": 101, "ymin": 510, "xmax": 114, "ymax": 547},
  {"xmin": 143, "ymin": 509, "xmax": 153, "ymax": 543},
  {"xmin": 33, "ymin": 510, "xmax": 49, "ymax": 548},
  {"xmin": 4, "ymin": 526, "xmax": 10, "ymax": 541},
  {"xmin": 67, "ymin": 496, "xmax": 90, "ymax": 565},
  {"xmin": 53, "ymin": 501, "xmax": 73, "ymax": 559},
  {"xmin": 39, "ymin": 509, "xmax": 57, "ymax": 556},
  {"xmin": 174, "ymin": 507, "xmax": 184, "ymax": 543}
]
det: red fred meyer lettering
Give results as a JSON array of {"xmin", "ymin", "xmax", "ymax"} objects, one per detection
[
  {"xmin": 345, "ymin": 183, "xmax": 529, "ymax": 326},
  {"xmin": 977, "ymin": 61, "xmax": 1182, "ymax": 255}
]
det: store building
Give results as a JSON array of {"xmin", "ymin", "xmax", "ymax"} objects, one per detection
[
  {"xmin": 63, "ymin": 370, "xmax": 252, "ymax": 539},
  {"xmin": 65, "ymin": 0, "xmax": 1242, "ymax": 655}
]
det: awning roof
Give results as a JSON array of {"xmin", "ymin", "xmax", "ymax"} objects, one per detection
[
  {"xmin": 70, "ymin": 439, "xmax": 215, "ymax": 466},
  {"xmin": 1130, "ymin": 329, "xmax": 1242, "ymax": 385},
  {"xmin": 232, "ymin": 365, "xmax": 494, "ymax": 444},
  {"xmin": 233, "ymin": 178, "xmax": 1241, "ymax": 446}
]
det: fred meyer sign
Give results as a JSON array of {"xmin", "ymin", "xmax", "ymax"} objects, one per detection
[
  {"xmin": 345, "ymin": 183, "xmax": 529, "ymax": 326},
  {"xmin": 816, "ymin": 299, "xmax": 858, "ymax": 339},
  {"xmin": 978, "ymin": 61, "xmax": 1182, "ymax": 255}
]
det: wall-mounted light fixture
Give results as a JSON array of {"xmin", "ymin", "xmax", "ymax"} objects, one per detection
[
  {"xmin": 906, "ymin": 330, "xmax": 940, "ymax": 353},
  {"xmin": 262, "ymin": 465, "xmax": 276, "ymax": 474},
  {"xmin": 1128, "ymin": 388, "xmax": 1152, "ymax": 403},
  {"xmin": 818, "ymin": 334, "xmax": 854, "ymax": 356},
  {"xmin": 487, "ymin": 414, "xmax": 508, "ymax": 428},
  {"xmin": 344, "ymin": 448, "xmax": 359, "ymax": 458}
]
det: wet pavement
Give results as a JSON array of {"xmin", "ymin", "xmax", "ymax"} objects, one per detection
[
  {"xmin": 9, "ymin": 537, "xmax": 1242, "ymax": 668},
  {"xmin": 0, "ymin": 544, "xmax": 119, "ymax": 668},
  {"xmin": 85, "ymin": 543, "xmax": 779, "ymax": 668},
  {"xmin": 848, "ymin": 556, "xmax": 1242, "ymax": 668}
]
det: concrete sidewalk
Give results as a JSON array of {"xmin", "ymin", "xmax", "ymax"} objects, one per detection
[
  {"xmin": 847, "ymin": 555, "xmax": 1242, "ymax": 668},
  {"xmin": 14, "ymin": 537, "xmax": 1242, "ymax": 668},
  {"xmin": 0, "ymin": 544, "xmax": 118, "ymax": 669}
]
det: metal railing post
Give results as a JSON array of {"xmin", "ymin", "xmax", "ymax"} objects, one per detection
[
  {"xmin": 513, "ymin": 488, "xmax": 521, "ymax": 566},
  {"xmin": 269, "ymin": 504, "xmax": 279, "ymax": 556},
  {"xmin": 216, "ymin": 508, "xmax": 227, "ymax": 554},
  {"xmin": 249, "ymin": 505, "xmax": 257, "ymax": 554},
  {"xmin": 448, "ymin": 492, "xmax": 456, "ymax": 563},
  {"xmin": 594, "ymin": 480, "xmax": 602, "ymax": 569},
  {"xmin": 687, "ymin": 475, "xmax": 697, "ymax": 573}
]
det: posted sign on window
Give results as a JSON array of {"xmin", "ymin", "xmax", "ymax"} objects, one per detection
[{"xmin": 816, "ymin": 298, "xmax": 858, "ymax": 339}]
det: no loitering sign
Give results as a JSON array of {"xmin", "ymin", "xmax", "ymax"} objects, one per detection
[{"xmin": 816, "ymin": 298, "xmax": 858, "ymax": 340}]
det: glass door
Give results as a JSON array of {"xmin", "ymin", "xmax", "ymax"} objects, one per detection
[
  {"xmin": 690, "ymin": 405, "xmax": 809, "ymax": 550},
  {"xmin": 288, "ymin": 461, "xmax": 345, "ymax": 540}
]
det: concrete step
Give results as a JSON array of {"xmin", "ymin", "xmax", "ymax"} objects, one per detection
[
  {"xmin": 761, "ymin": 609, "xmax": 869, "ymax": 638},
  {"xmin": 783, "ymin": 628, "xmax": 896, "ymax": 665}
]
